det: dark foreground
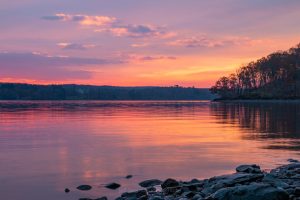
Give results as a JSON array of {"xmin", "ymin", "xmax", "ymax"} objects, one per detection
[{"xmin": 74, "ymin": 160, "xmax": 300, "ymax": 200}]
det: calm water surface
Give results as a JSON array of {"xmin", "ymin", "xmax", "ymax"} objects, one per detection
[{"xmin": 0, "ymin": 101, "xmax": 299, "ymax": 200}]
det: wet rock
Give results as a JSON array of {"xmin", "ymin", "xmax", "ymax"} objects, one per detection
[
  {"xmin": 149, "ymin": 196, "xmax": 163, "ymax": 200},
  {"xmin": 139, "ymin": 179, "xmax": 162, "ymax": 188},
  {"xmin": 161, "ymin": 178, "xmax": 180, "ymax": 189},
  {"xmin": 192, "ymin": 194, "xmax": 203, "ymax": 200},
  {"xmin": 182, "ymin": 191, "xmax": 196, "ymax": 198},
  {"xmin": 77, "ymin": 185, "xmax": 92, "ymax": 191},
  {"xmin": 126, "ymin": 175, "xmax": 133, "ymax": 179},
  {"xmin": 147, "ymin": 187, "xmax": 156, "ymax": 192},
  {"xmin": 138, "ymin": 195, "xmax": 148, "ymax": 200},
  {"xmin": 262, "ymin": 174, "xmax": 290, "ymax": 189},
  {"xmin": 163, "ymin": 186, "xmax": 179, "ymax": 195},
  {"xmin": 209, "ymin": 173, "xmax": 264, "ymax": 188},
  {"xmin": 122, "ymin": 190, "xmax": 147, "ymax": 199},
  {"xmin": 95, "ymin": 197, "xmax": 108, "ymax": 200},
  {"xmin": 295, "ymin": 187, "xmax": 300, "ymax": 196},
  {"xmin": 236, "ymin": 164, "xmax": 262, "ymax": 174},
  {"xmin": 209, "ymin": 183, "xmax": 289, "ymax": 200},
  {"xmin": 106, "ymin": 182, "xmax": 121, "ymax": 190},
  {"xmin": 64, "ymin": 188, "xmax": 70, "ymax": 193},
  {"xmin": 288, "ymin": 159, "xmax": 299, "ymax": 163}
]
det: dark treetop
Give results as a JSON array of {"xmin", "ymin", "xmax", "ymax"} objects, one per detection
[
  {"xmin": 210, "ymin": 43, "xmax": 300, "ymax": 100},
  {"xmin": 0, "ymin": 83, "xmax": 215, "ymax": 100}
]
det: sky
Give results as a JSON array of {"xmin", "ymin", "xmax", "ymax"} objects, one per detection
[{"xmin": 1, "ymin": 0, "xmax": 300, "ymax": 87}]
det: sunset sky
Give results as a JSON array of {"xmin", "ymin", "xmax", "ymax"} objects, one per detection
[{"xmin": 1, "ymin": 0, "xmax": 300, "ymax": 87}]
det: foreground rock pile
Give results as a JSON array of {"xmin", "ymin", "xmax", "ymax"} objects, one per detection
[{"xmin": 115, "ymin": 162, "xmax": 300, "ymax": 200}]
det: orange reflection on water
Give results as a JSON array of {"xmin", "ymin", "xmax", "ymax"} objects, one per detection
[{"xmin": 0, "ymin": 101, "xmax": 299, "ymax": 200}]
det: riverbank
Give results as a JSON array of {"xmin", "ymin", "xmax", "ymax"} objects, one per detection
[
  {"xmin": 213, "ymin": 99, "xmax": 300, "ymax": 103},
  {"xmin": 77, "ymin": 160, "xmax": 300, "ymax": 200}
]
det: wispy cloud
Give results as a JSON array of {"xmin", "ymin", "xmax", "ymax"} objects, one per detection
[
  {"xmin": 42, "ymin": 13, "xmax": 116, "ymax": 26},
  {"xmin": 96, "ymin": 25, "xmax": 176, "ymax": 38},
  {"xmin": 57, "ymin": 43, "xmax": 96, "ymax": 50},
  {"xmin": 167, "ymin": 36, "xmax": 261, "ymax": 48},
  {"xmin": 116, "ymin": 53, "xmax": 176, "ymax": 62},
  {"xmin": 131, "ymin": 43, "xmax": 149, "ymax": 48},
  {"xmin": 43, "ymin": 13, "xmax": 176, "ymax": 39},
  {"xmin": 0, "ymin": 52, "xmax": 123, "ymax": 80}
]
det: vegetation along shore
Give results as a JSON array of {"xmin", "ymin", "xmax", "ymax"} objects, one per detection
[{"xmin": 210, "ymin": 43, "xmax": 300, "ymax": 100}]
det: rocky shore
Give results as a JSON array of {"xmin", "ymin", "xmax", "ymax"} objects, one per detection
[{"xmin": 75, "ymin": 160, "xmax": 300, "ymax": 200}]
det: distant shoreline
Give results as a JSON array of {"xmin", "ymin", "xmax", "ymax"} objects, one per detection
[{"xmin": 213, "ymin": 99, "xmax": 300, "ymax": 103}]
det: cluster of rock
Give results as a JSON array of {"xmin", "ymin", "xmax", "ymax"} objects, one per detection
[{"xmin": 115, "ymin": 161, "xmax": 300, "ymax": 200}]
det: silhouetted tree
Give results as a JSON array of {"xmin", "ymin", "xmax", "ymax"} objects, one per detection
[{"xmin": 210, "ymin": 43, "xmax": 300, "ymax": 99}]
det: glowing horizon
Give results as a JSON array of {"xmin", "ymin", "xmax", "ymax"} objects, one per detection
[{"xmin": 1, "ymin": 0, "xmax": 300, "ymax": 87}]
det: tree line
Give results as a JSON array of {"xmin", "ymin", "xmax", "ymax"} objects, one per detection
[
  {"xmin": 0, "ymin": 84, "xmax": 215, "ymax": 100},
  {"xmin": 210, "ymin": 43, "xmax": 300, "ymax": 99}
]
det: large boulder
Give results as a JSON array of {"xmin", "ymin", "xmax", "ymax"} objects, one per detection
[{"xmin": 209, "ymin": 183, "xmax": 289, "ymax": 200}]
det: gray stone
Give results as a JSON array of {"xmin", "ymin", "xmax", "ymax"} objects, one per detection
[
  {"xmin": 139, "ymin": 179, "xmax": 162, "ymax": 188},
  {"xmin": 208, "ymin": 173, "xmax": 264, "ymax": 188},
  {"xmin": 161, "ymin": 179, "xmax": 180, "ymax": 189},
  {"xmin": 295, "ymin": 187, "xmax": 300, "ymax": 196},
  {"xmin": 95, "ymin": 197, "xmax": 108, "ymax": 200},
  {"xmin": 262, "ymin": 174, "xmax": 290, "ymax": 189},
  {"xmin": 77, "ymin": 185, "xmax": 92, "ymax": 191},
  {"xmin": 149, "ymin": 196, "xmax": 164, "ymax": 200},
  {"xmin": 236, "ymin": 164, "xmax": 262, "ymax": 174},
  {"xmin": 105, "ymin": 182, "xmax": 121, "ymax": 190},
  {"xmin": 288, "ymin": 159, "xmax": 299, "ymax": 163},
  {"xmin": 209, "ymin": 183, "xmax": 289, "ymax": 200},
  {"xmin": 126, "ymin": 175, "xmax": 133, "ymax": 179},
  {"xmin": 122, "ymin": 190, "xmax": 147, "ymax": 199},
  {"xmin": 147, "ymin": 187, "xmax": 157, "ymax": 192}
]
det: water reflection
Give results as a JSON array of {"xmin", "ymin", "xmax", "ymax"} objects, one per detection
[
  {"xmin": 210, "ymin": 101, "xmax": 300, "ymax": 150},
  {"xmin": 0, "ymin": 101, "xmax": 299, "ymax": 200}
]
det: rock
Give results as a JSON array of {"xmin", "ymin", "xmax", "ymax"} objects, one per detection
[
  {"xmin": 95, "ymin": 197, "xmax": 108, "ymax": 200},
  {"xmin": 77, "ymin": 185, "xmax": 92, "ymax": 191},
  {"xmin": 161, "ymin": 178, "xmax": 180, "ymax": 189},
  {"xmin": 209, "ymin": 173, "xmax": 264, "ymax": 188},
  {"xmin": 236, "ymin": 164, "xmax": 262, "ymax": 174},
  {"xmin": 192, "ymin": 194, "xmax": 203, "ymax": 200},
  {"xmin": 106, "ymin": 182, "xmax": 121, "ymax": 190},
  {"xmin": 209, "ymin": 183, "xmax": 289, "ymax": 200},
  {"xmin": 262, "ymin": 174, "xmax": 290, "ymax": 189},
  {"xmin": 122, "ymin": 190, "xmax": 147, "ymax": 199},
  {"xmin": 138, "ymin": 195, "xmax": 148, "ymax": 200},
  {"xmin": 149, "ymin": 196, "xmax": 163, "ymax": 200},
  {"xmin": 147, "ymin": 187, "xmax": 156, "ymax": 192},
  {"xmin": 126, "ymin": 175, "xmax": 133, "ymax": 179},
  {"xmin": 139, "ymin": 179, "xmax": 162, "ymax": 188},
  {"xmin": 163, "ymin": 186, "xmax": 179, "ymax": 195},
  {"xmin": 288, "ymin": 159, "xmax": 299, "ymax": 163},
  {"xmin": 190, "ymin": 179, "xmax": 201, "ymax": 183},
  {"xmin": 64, "ymin": 188, "xmax": 70, "ymax": 193},
  {"xmin": 295, "ymin": 187, "xmax": 300, "ymax": 196},
  {"xmin": 182, "ymin": 191, "xmax": 196, "ymax": 198}
]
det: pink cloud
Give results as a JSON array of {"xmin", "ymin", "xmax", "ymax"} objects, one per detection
[
  {"xmin": 57, "ymin": 43, "xmax": 96, "ymax": 50},
  {"xmin": 43, "ymin": 13, "xmax": 176, "ymax": 39},
  {"xmin": 43, "ymin": 13, "xmax": 116, "ymax": 27}
]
